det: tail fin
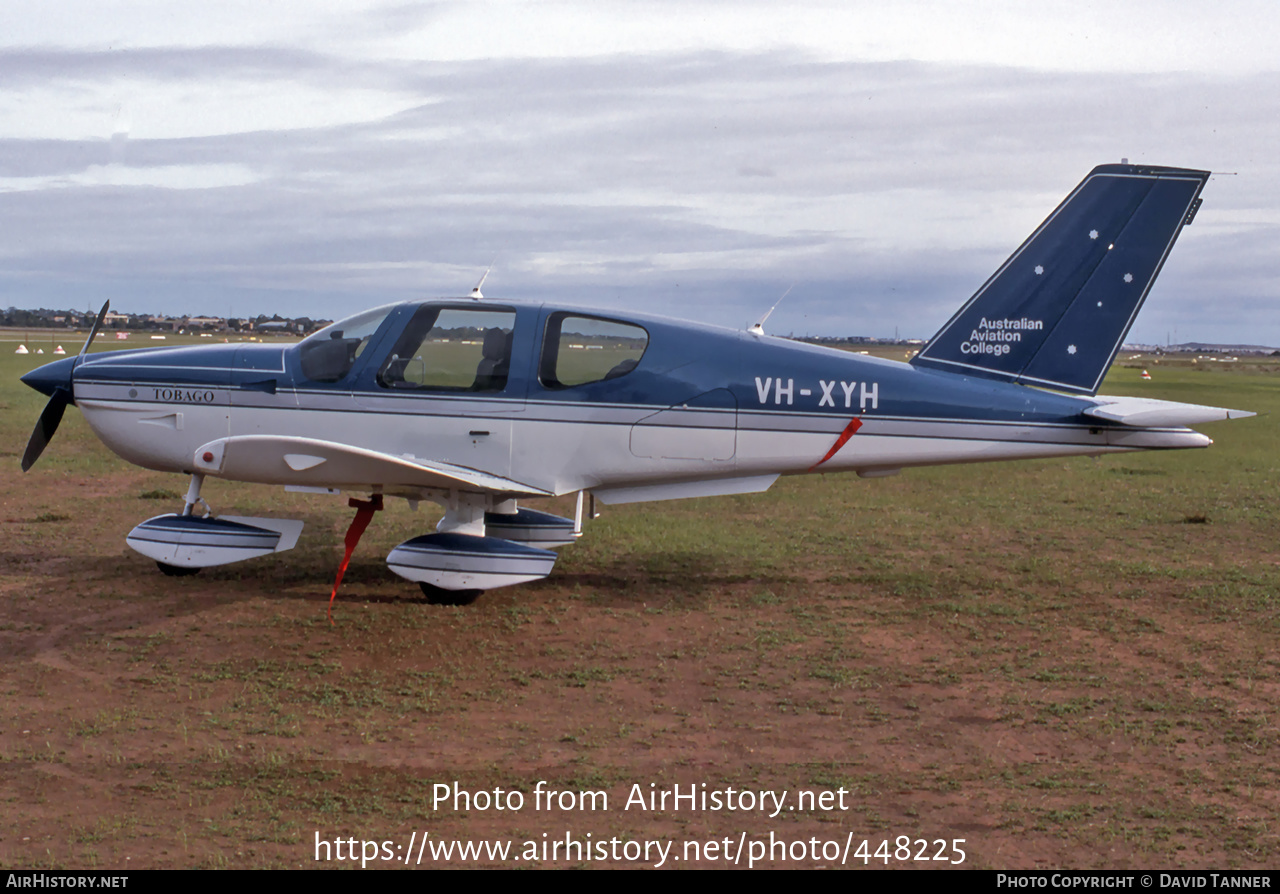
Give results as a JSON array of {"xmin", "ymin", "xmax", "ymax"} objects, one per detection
[{"xmin": 911, "ymin": 163, "xmax": 1209, "ymax": 395}]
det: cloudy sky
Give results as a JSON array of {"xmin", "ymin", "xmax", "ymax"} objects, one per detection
[{"xmin": 2, "ymin": 1, "xmax": 1278, "ymax": 345}]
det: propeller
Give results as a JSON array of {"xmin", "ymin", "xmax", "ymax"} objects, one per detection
[{"xmin": 20, "ymin": 300, "xmax": 109, "ymax": 472}]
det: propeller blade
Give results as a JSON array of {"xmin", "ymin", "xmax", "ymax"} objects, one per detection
[
  {"xmin": 79, "ymin": 300, "xmax": 110, "ymax": 358},
  {"xmin": 21, "ymin": 302, "xmax": 102, "ymax": 471},
  {"xmin": 21, "ymin": 388, "xmax": 70, "ymax": 472}
]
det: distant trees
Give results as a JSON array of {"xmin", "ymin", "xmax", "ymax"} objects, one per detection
[
  {"xmin": 1, "ymin": 307, "xmax": 56, "ymax": 327},
  {"xmin": 1, "ymin": 306, "xmax": 326, "ymax": 335}
]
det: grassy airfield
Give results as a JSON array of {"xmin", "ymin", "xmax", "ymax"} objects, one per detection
[{"xmin": 0, "ymin": 332, "xmax": 1277, "ymax": 869}]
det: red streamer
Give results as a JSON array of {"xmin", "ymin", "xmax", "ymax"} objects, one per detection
[
  {"xmin": 809, "ymin": 417, "xmax": 863, "ymax": 472},
  {"xmin": 328, "ymin": 495, "xmax": 384, "ymax": 624}
]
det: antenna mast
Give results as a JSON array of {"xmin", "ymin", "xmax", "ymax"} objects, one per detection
[
  {"xmin": 749, "ymin": 285, "xmax": 794, "ymax": 336},
  {"xmin": 470, "ymin": 261, "xmax": 495, "ymax": 301}
]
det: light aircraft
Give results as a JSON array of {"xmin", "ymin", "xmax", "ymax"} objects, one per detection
[{"xmin": 19, "ymin": 163, "xmax": 1253, "ymax": 606}]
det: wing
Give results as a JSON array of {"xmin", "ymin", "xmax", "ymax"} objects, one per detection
[{"xmin": 191, "ymin": 435, "xmax": 552, "ymax": 497}]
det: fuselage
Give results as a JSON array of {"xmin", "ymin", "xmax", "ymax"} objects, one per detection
[{"xmin": 55, "ymin": 298, "xmax": 1208, "ymax": 498}]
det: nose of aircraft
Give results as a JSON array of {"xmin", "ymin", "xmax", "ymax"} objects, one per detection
[{"xmin": 21, "ymin": 355, "xmax": 78, "ymax": 399}]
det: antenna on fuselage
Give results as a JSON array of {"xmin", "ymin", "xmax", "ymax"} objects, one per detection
[
  {"xmin": 749, "ymin": 284, "xmax": 793, "ymax": 337},
  {"xmin": 470, "ymin": 261, "xmax": 495, "ymax": 301}
]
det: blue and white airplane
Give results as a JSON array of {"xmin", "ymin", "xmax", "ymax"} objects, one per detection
[{"xmin": 20, "ymin": 163, "xmax": 1252, "ymax": 605}]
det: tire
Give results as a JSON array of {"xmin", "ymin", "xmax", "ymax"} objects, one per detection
[
  {"xmin": 418, "ymin": 582, "xmax": 482, "ymax": 606},
  {"xmin": 156, "ymin": 561, "xmax": 200, "ymax": 577}
]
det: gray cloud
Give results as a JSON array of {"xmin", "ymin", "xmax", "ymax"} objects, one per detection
[{"xmin": 1, "ymin": 48, "xmax": 1277, "ymax": 343}]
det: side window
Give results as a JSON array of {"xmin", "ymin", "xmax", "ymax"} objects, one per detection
[
  {"xmin": 298, "ymin": 306, "xmax": 394, "ymax": 383},
  {"xmin": 378, "ymin": 307, "xmax": 516, "ymax": 392},
  {"xmin": 539, "ymin": 313, "xmax": 648, "ymax": 389}
]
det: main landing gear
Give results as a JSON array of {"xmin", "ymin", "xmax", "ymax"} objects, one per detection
[
  {"xmin": 126, "ymin": 477, "xmax": 591, "ymax": 611},
  {"xmin": 125, "ymin": 472, "xmax": 304, "ymax": 578},
  {"xmin": 155, "ymin": 474, "xmax": 213, "ymax": 576},
  {"xmin": 157, "ymin": 561, "xmax": 201, "ymax": 577},
  {"xmin": 418, "ymin": 583, "xmax": 482, "ymax": 606}
]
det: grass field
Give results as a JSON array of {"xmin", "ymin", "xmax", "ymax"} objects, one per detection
[{"xmin": 1, "ymin": 333, "xmax": 1277, "ymax": 869}]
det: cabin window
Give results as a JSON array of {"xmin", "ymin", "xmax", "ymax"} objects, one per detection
[
  {"xmin": 378, "ymin": 306, "xmax": 516, "ymax": 392},
  {"xmin": 298, "ymin": 305, "xmax": 394, "ymax": 383},
  {"xmin": 538, "ymin": 313, "xmax": 648, "ymax": 389}
]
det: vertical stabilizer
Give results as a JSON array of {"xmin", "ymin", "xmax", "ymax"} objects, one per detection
[{"xmin": 911, "ymin": 164, "xmax": 1209, "ymax": 395}]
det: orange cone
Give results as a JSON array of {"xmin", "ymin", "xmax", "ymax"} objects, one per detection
[{"xmin": 1141, "ymin": 369, "xmax": 1151, "ymax": 380}]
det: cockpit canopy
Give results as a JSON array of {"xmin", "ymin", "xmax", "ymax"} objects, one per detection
[{"xmin": 295, "ymin": 300, "xmax": 650, "ymax": 393}]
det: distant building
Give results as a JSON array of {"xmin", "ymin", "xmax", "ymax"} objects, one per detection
[{"xmin": 184, "ymin": 316, "xmax": 227, "ymax": 330}]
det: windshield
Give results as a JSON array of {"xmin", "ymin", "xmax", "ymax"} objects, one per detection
[{"xmin": 297, "ymin": 304, "xmax": 395, "ymax": 383}]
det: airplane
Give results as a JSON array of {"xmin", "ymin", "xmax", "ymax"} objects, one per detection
[{"xmin": 19, "ymin": 162, "xmax": 1254, "ymax": 607}]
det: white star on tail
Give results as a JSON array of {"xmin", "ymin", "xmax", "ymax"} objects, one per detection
[{"xmin": 1067, "ymin": 345, "xmax": 1077, "ymax": 355}]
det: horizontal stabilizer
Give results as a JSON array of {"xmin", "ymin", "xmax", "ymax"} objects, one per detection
[
  {"xmin": 912, "ymin": 164, "xmax": 1210, "ymax": 395},
  {"xmin": 192, "ymin": 435, "xmax": 551, "ymax": 497},
  {"xmin": 1084, "ymin": 396, "xmax": 1255, "ymax": 427}
]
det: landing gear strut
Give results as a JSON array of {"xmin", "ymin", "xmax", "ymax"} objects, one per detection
[
  {"xmin": 155, "ymin": 473, "xmax": 211, "ymax": 577},
  {"xmin": 181, "ymin": 472, "xmax": 211, "ymax": 517}
]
